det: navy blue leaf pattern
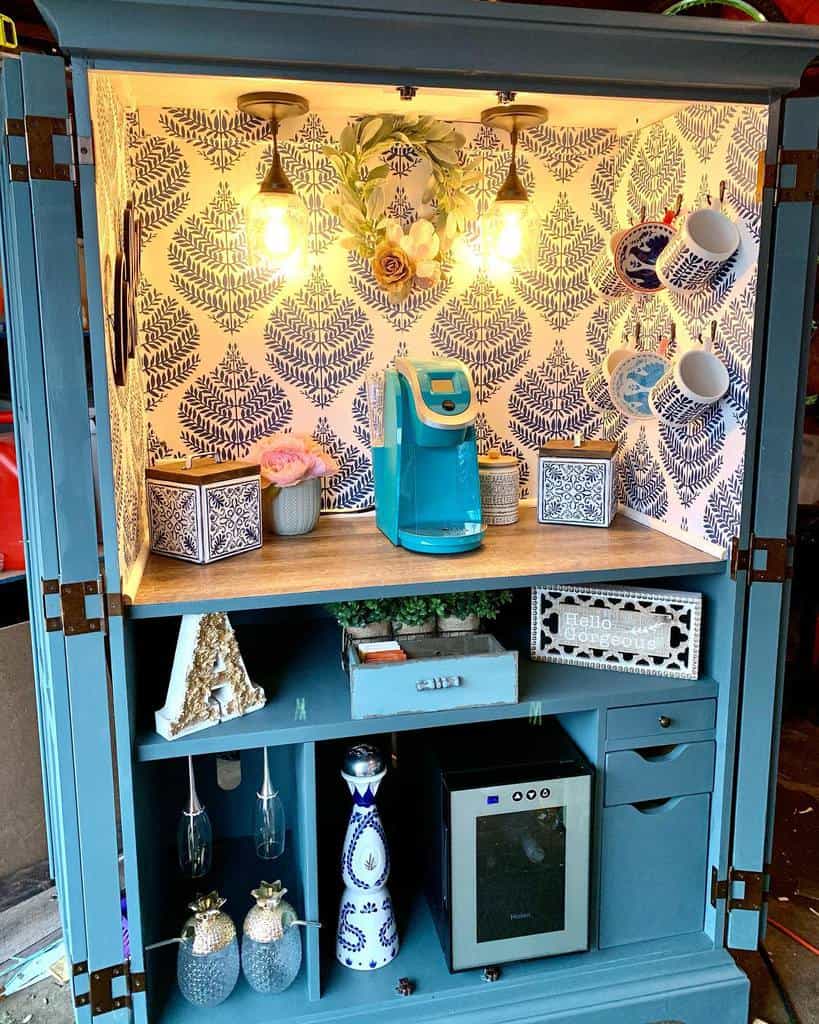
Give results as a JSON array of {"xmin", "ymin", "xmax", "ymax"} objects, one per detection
[
  {"xmin": 474, "ymin": 412, "xmax": 530, "ymax": 499},
  {"xmin": 626, "ymin": 123, "xmax": 685, "ymax": 223},
  {"xmin": 585, "ymin": 304, "xmax": 610, "ymax": 365},
  {"xmin": 621, "ymin": 426, "xmax": 668, "ymax": 520},
  {"xmin": 659, "ymin": 403, "xmax": 726, "ymax": 507},
  {"xmin": 169, "ymin": 181, "xmax": 282, "ymax": 334},
  {"xmin": 704, "ymin": 462, "xmax": 744, "ymax": 547},
  {"xmin": 347, "ymin": 251, "xmax": 448, "ymax": 333},
  {"xmin": 314, "ymin": 417, "xmax": 373, "ymax": 511},
  {"xmin": 352, "ymin": 380, "xmax": 371, "ymax": 447},
  {"xmin": 265, "ymin": 267, "xmax": 374, "ymax": 408},
  {"xmin": 465, "ymin": 125, "xmax": 536, "ymax": 217},
  {"xmin": 725, "ymin": 107, "xmax": 766, "ymax": 242},
  {"xmin": 179, "ymin": 343, "xmax": 292, "ymax": 458},
  {"xmin": 522, "ymin": 125, "xmax": 615, "ymax": 182},
  {"xmin": 386, "ymin": 186, "xmax": 416, "ymax": 232},
  {"xmin": 666, "ymin": 249, "xmax": 738, "ymax": 323},
  {"xmin": 160, "ymin": 107, "xmax": 268, "ymax": 170},
  {"xmin": 590, "ymin": 151, "xmax": 617, "ymax": 233},
  {"xmin": 514, "ymin": 192, "xmax": 599, "ymax": 331},
  {"xmin": 508, "ymin": 341, "xmax": 601, "ymax": 451},
  {"xmin": 146, "ymin": 424, "xmax": 181, "ymax": 464},
  {"xmin": 715, "ymin": 273, "xmax": 755, "ymax": 428},
  {"xmin": 128, "ymin": 120, "xmax": 190, "ymax": 242},
  {"xmin": 431, "ymin": 273, "xmax": 532, "ymax": 403},
  {"xmin": 383, "ymin": 141, "xmax": 421, "ymax": 178},
  {"xmin": 139, "ymin": 284, "xmax": 200, "ymax": 410},
  {"xmin": 673, "ymin": 104, "xmax": 734, "ymax": 162}
]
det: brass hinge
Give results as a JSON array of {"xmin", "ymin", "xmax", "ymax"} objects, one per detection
[
  {"xmin": 730, "ymin": 534, "xmax": 795, "ymax": 583},
  {"xmin": 758, "ymin": 147, "xmax": 819, "ymax": 205},
  {"xmin": 711, "ymin": 865, "xmax": 770, "ymax": 912},
  {"xmin": 5, "ymin": 115, "xmax": 71, "ymax": 182},
  {"xmin": 73, "ymin": 960, "xmax": 146, "ymax": 1016},
  {"xmin": 41, "ymin": 578, "xmax": 105, "ymax": 635}
]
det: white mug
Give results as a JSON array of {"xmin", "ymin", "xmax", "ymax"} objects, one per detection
[
  {"xmin": 656, "ymin": 206, "xmax": 739, "ymax": 293},
  {"xmin": 649, "ymin": 346, "xmax": 729, "ymax": 426}
]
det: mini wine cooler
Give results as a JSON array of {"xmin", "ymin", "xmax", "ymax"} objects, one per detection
[{"xmin": 422, "ymin": 720, "xmax": 593, "ymax": 972}]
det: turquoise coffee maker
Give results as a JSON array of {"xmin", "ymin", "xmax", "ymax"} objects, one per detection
[{"xmin": 371, "ymin": 358, "xmax": 485, "ymax": 554}]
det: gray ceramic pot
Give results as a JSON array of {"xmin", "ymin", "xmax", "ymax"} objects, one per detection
[{"xmin": 263, "ymin": 477, "xmax": 321, "ymax": 536}]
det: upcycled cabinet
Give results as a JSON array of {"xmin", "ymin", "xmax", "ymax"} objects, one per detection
[{"xmin": 3, "ymin": 3, "xmax": 819, "ymax": 1023}]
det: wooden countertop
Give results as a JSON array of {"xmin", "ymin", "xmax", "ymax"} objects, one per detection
[{"xmin": 128, "ymin": 507, "xmax": 724, "ymax": 618}]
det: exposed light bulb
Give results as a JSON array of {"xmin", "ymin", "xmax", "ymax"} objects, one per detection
[
  {"xmin": 245, "ymin": 191, "xmax": 308, "ymax": 277},
  {"xmin": 481, "ymin": 198, "xmax": 539, "ymax": 280}
]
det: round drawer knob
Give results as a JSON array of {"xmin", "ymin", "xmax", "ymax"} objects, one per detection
[{"xmin": 658, "ymin": 715, "xmax": 672, "ymax": 729}]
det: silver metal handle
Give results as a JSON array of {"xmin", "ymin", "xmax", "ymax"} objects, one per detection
[
  {"xmin": 416, "ymin": 675, "xmax": 462, "ymax": 692},
  {"xmin": 658, "ymin": 715, "xmax": 672, "ymax": 729}
]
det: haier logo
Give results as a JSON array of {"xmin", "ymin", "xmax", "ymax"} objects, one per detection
[{"xmin": 510, "ymin": 911, "xmax": 533, "ymax": 921}]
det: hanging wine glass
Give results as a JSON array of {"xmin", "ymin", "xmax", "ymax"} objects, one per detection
[
  {"xmin": 254, "ymin": 748, "xmax": 285, "ymax": 860},
  {"xmin": 178, "ymin": 756, "xmax": 213, "ymax": 878}
]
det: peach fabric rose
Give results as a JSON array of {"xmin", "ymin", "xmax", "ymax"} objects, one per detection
[
  {"xmin": 372, "ymin": 242, "xmax": 415, "ymax": 303},
  {"xmin": 249, "ymin": 433, "xmax": 339, "ymax": 489}
]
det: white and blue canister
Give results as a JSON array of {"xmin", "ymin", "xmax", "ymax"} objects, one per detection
[
  {"xmin": 478, "ymin": 449, "xmax": 520, "ymax": 526},
  {"xmin": 537, "ymin": 435, "xmax": 617, "ymax": 528}
]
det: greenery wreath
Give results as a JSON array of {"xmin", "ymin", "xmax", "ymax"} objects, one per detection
[{"xmin": 323, "ymin": 114, "xmax": 480, "ymax": 303}]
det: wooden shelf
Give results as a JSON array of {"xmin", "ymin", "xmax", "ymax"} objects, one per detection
[
  {"xmin": 134, "ymin": 622, "xmax": 717, "ymax": 762},
  {"xmin": 129, "ymin": 508, "xmax": 724, "ymax": 619}
]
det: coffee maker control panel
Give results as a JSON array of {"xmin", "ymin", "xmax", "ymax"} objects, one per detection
[{"xmin": 395, "ymin": 358, "xmax": 477, "ymax": 429}]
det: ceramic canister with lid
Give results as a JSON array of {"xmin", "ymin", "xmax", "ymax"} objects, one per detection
[
  {"xmin": 478, "ymin": 449, "xmax": 519, "ymax": 526},
  {"xmin": 537, "ymin": 436, "xmax": 618, "ymax": 528}
]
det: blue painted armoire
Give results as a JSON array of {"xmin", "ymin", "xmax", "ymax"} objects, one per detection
[{"xmin": 3, "ymin": 2, "xmax": 819, "ymax": 1023}]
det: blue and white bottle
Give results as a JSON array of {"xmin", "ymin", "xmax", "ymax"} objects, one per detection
[
  {"xmin": 336, "ymin": 744, "xmax": 399, "ymax": 971},
  {"xmin": 177, "ymin": 892, "xmax": 239, "ymax": 1008},
  {"xmin": 242, "ymin": 881, "xmax": 302, "ymax": 994}
]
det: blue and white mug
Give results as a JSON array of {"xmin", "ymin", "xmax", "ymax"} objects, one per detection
[
  {"xmin": 584, "ymin": 347, "xmax": 637, "ymax": 412},
  {"xmin": 656, "ymin": 207, "xmax": 739, "ymax": 293},
  {"xmin": 588, "ymin": 228, "xmax": 627, "ymax": 300},
  {"xmin": 649, "ymin": 346, "xmax": 729, "ymax": 426}
]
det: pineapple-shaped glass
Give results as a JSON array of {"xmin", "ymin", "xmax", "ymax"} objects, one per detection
[
  {"xmin": 242, "ymin": 881, "xmax": 303, "ymax": 994},
  {"xmin": 177, "ymin": 892, "xmax": 240, "ymax": 1008}
]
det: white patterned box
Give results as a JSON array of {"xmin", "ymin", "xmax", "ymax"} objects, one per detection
[
  {"xmin": 530, "ymin": 584, "xmax": 702, "ymax": 680},
  {"xmin": 537, "ymin": 439, "xmax": 617, "ymax": 527},
  {"xmin": 147, "ymin": 458, "xmax": 262, "ymax": 563}
]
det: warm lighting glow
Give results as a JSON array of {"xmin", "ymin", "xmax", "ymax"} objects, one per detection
[
  {"xmin": 245, "ymin": 190, "xmax": 308, "ymax": 277},
  {"xmin": 481, "ymin": 197, "xmax": 540, "ymax": 279}
]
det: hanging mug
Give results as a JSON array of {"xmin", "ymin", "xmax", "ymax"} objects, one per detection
[
  {"xmin": 589, "ymin": 228, "xmax": 628, "ymax": 300},
  {"xmin": 649, "ymin": 326, "xmax": 729, "ymax": 426},
  {"xmin": 656, "ymin": 187, "xmax": 739, "ymax": 294},
  {"xmin": 584, "ymin": 345, "xmax": 638, "ymax": 412}
]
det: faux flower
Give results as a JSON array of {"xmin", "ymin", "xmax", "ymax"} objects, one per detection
[
  {"xmin": 249, "ymin": 432, "xmax": 339, "ymax": 489},
  {"xmin": 371, "ymin": 219, "xmax": 442, "ymax": 302}
]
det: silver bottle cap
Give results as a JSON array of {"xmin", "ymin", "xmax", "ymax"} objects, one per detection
[{"xmin": 342, "ymin": 743, "xmax": 385, "ymax": 778}]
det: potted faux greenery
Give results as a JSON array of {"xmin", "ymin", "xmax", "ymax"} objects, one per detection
[
  {"xmin": 437, "ymin": 590, "xmax": 513, "ymax": 634},
  {"xmin": 390, "ymin": 595, "xmax": 441, "ymax": 637},
  {"xmin": 326, "ymin": 599, "xmax": 393, "ymax": 640}
]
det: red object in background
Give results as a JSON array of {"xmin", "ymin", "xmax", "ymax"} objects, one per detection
[{"xmin": 0, "ymin": 411, "xmax": 25, "ymax": 570}]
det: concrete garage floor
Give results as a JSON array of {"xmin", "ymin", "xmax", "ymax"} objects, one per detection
[{"xmin": 1, "ymin": 719, "xmax": 818, "ymax": 1024}]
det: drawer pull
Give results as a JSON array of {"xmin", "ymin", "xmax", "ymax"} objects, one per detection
[
  {"xmin": 416, "ymin": 674, "xmax": 462, "ymax": 692},
  {"xmin": 658, "ymin": 715, "xmax": 672, "ymax": 729}
]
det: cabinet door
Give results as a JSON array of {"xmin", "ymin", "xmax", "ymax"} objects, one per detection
[
  {"xmin": 0, "ymin": 53, "xmax": 134, "ymax": 1021},
  {"xmin": 728, "ymin": 95, "xmax": 819, "ymax": 950}
]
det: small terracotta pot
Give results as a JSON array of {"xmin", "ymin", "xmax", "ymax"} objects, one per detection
[
  {"xmin": 437, "ymin": 613, "xmax": 481, "ymax": 634},
  {"xmin": 346, "ymin": 620, "xmax": 392, "ymax": 641},
  {"xmin": 263, "ymin": 477, "xmax": 321, "ymax": 536},
  {"xmin": 392, "ymin": 617, "xmax": 436, "ymax": 638}
]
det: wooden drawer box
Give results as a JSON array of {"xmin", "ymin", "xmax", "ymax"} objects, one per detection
[
  {"xmin": 599, "ymin": 793, "xmax": 710, "ymax": 948},
  {"xmin": 606, "ymin": 699, "xmax": 716, "ymax": 742},
  {"xmin": 347, "ymin": 634, "xmax": 518, "ymax": 720},
  {"xmin": 605, "ymin": 741, "xmax": 715, "ymax": 806}
]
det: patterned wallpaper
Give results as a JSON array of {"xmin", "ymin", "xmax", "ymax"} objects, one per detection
[
  {"xmin": 92, "ymin": 88, "xmax": 766, "ymax": 582},
  {"xmin": 90, "ymin": 78, "xmax": 149, "ymax": 587}
]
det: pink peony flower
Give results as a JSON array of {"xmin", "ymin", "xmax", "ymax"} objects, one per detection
[{"xmin": 249, "ymin": 433, "xmax": 339, "ymax": 488}]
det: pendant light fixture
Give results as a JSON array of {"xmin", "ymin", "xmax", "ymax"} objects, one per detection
[
  {"xmin": 239, "ymin": 91, "xmax": 310, "ymax": 276},
  {"xmin": 479, "ymin": 104, "xmax": 548, "ymax": 277}
]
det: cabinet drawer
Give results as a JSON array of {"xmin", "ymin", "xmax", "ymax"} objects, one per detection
[
  {"xmin": 606, "ymin": 699, "xmax": 716, "ymax": 741},
  {"xmin": 605, "ymin": 741, "xmax": 715, "ymax": 806},
  {"xmin": 599, "ymin": 793, "xmax": 710, "ymax": 948},
  {"xmin": 348, "ymin": 634, "xmax": 518, "ymax": 719}
]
